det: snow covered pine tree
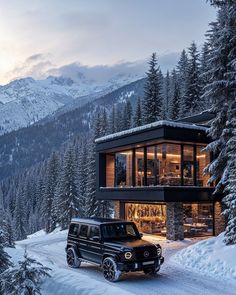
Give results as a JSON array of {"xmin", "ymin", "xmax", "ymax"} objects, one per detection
[
  {"xmin": 204, "ymin": 0, "xmax": 236, "ymax": 244},
  {"xmin": 2, "ymin": 249, "xmax": 51, "ymax": 295}
]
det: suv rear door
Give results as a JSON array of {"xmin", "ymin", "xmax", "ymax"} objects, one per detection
[
  {"xmin": 87, "ymin": 225, "xmax": 103, "ymax": 264},
  {"xmin": 78, "ymin": 224, "xmax": 90, "ymax": 260}
]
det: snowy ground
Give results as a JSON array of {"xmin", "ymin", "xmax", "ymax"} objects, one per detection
[{"xmin": 6, "ymin": 230, "xmax": 236, "ymax": 295}]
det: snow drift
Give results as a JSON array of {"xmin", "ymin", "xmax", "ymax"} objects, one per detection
[{"xmin": 171, "ymin": 233, "xmax": 236, "ymax": 281}]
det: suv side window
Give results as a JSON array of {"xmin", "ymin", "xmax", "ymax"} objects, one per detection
[
  {"xmin": 69, "ymin": 224, "xmax": 79, "ymax": 236},
  {"xmin": 88, "ymin": 226, "xmax": 100, "ymax": 240},
  {"xmin": 79, "ymin": 224, "xmax": 89, "ymax": 238}
]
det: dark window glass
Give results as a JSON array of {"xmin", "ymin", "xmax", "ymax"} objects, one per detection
[
  {"xmin": 196, "ymin": 146, "xmax": 210, "ymax": 186},
  {"xmin": 101, "ymin": 223, "xmax": 140, "ymax": 240},
  {"xmin": 184, "ymin": 203, "xmax": 213, "ymax": 237},
  {"xmin": 79, "ymin": 225, "xmax": 88, "ymax": 238},
  {"xmin": 157, "ymin": 144, "xmax": 181, "ymax": 186},
  {"xmin": 115, "ymin": 151, "xmax": 132, "ymax": 187},
  {"xmin": 183, "ymin": 145, "xmax": 194, "ymax": 186},
  {"xmin": 89, "ymin": 226, "xmax": 100, "ymax": 240},
  {"xmin": 147, "ymin": 146, "xmax": 157, "ymax": 186},
  {"xmin": 69, "ymin": 224, "xmax": 79, "ymax": 236},
  {"xmin": 135, "ymin": 148, "xmax": 145, "ymax": 186}
]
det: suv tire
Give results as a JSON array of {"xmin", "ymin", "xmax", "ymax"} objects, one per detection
[
  {"xmin": 102, "ymin": 257, "xmax": 122, "ymax": 282},
  {"xmin": 66, "ymin": 248, "xmax": 81, "ymax": 268}
]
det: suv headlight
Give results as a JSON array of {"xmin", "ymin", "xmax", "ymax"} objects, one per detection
[
  {"xmin": 124, "ymin": 252, "xmax": 133, "ymax": 260},
  {"xmin": 156, "ymin": 246, "xmax": 162, "ymax": 257}
]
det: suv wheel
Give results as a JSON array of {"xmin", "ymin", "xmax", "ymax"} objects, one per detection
[
  {"xmin": 102, "ymin": 257, "xmax": 122, "ymax": 282},
  {"xmin": 66, "ymin": 248, "xmax": 81, "ymax": 268}
]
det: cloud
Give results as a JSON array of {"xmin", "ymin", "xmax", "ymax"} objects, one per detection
[
  {"xmin": 5, "ymin": 54, "xmax": 53, "ymax": 82},
  {"xmin": 47, "ymin": 52, "xmax": 179, "ymax": 83},
  {"xmin": 3, "ymin": 51, "xmax": 179, "ymax": 85}
]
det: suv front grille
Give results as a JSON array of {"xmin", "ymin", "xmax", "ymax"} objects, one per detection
[{"xmin": 135, "ymin": 246, "xmax": 157, "ymax": 260}]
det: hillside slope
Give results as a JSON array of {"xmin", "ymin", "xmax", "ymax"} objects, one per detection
[{"xmin": 0, "ymin": 78, "xmax": 145, "ymax": 181}]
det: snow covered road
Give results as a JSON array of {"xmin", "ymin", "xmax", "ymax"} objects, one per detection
[{"xmin": 8, "ymin": 230, "xmax": 236, "ymax": 295}]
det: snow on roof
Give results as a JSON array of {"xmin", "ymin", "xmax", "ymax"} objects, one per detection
[{"xmin": 95, "ymin": 120, "xmax": 208, "ymax": 143}]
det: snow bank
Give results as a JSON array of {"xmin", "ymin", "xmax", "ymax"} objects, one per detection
[{"xmin": 171, "ymin": 233, "xmax": 236, "ymax": 281}]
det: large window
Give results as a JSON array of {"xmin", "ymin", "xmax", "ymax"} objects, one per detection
[
  {"xmin": 196, "ymin": 146, "xmax": 210, "ymax": 186},
  {"xmin": 183, "ymin": 203, "xmax": 213, "ymax": 237},
  {"xmin": 135, "ymin": 148, "xmax": 145, "ymax": 186},
  {"xmin": 125, "ymin": 203, "xmax": 166, "ymax": 235},
  {"xmin": 183, "ymin": 145, "xmax": 194, "ymax": 186},
  {"xmin": 104, "ymin": 143, "xmax": 210, "ymax": 188},
  {"xmin": 158, "ymin": 144, "xmax": 181, "ymax": 186},
  {"xmin": 115, "ymin": 151, "xmax": 132, "ymax": 187},
  {"xmin": 147, "ymin": 146, "xmax": 157, "ymax": 186}
]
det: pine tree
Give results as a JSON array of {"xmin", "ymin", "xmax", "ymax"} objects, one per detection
[
  {"xmin": 78, "ymin": 139, "xmax": 88, "ymax": 217},
  {"xmin": 177, "ymin": 50, "xmax": 189, "ymax": 117},
  {"xmin": 199, "ymin": 42, "xmax": 211, "ymax": 109},
  {"xmin": 108, "ymin": 105, "xmax": 116, "ymax": 134},
  {"xmin": 163, "ymin": 71, "xmax": 171, "ymax": 119},
  {"xmin": 122, "ymin": 101, "xmax": 133, "ymax": 130},
  {"xmin": 13, "ymin": 189, "xmax": 27, "ymax": 241},
  {"xmin": 2, "ymin": 249, "xmax": 51, "ymax": 295},
  {"xmin": 143, "ymin": 53, "xmax": 163, "ymax": 124},
  {"xmin": 100, "ymin": 108, "xmax": 108, "ymax": 136},
  {"xmin": 0, "ymin": 229, "xmax": 13, "ymax": 274},
  {"xmin": 223, "ymin": 101, "xmax": 236, "ymax": 245},
  {"xmin": 204, "ymin": 0, "xmax": 236, "ymax": 244},
  {"xmin": 133, "ymin": 97, "xmax": 142, "ymax": 127},
  {"xmin": 168, "ymin": 69, "xmax": 181, "ymax": 120},
  {"xmin": 57, "ymin": 146, "xmax": 79, "ymax": 229},
  {"xmin": 42, "ymin": 152, "xmax": 60, "ymax": 233},
  {"xmin": 185, "ymin": 41, "xmax": 201, "ymax": 114}
]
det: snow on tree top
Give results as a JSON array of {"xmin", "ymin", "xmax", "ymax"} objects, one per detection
[{"xmin": 95, "ymin": 120, "xmax": 208, "ymax": 143}]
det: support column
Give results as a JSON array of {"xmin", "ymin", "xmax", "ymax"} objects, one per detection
[
  {"xmin": 214, "ymin": 201, "xmax": 225, "ymax": 236},
  {"xmin": 166, "ymin": 202, "xmax": 184, "ymax": 240},
  {"xmin": 114, "ymin": 201, "xmax": 120, "ymax": 219}
]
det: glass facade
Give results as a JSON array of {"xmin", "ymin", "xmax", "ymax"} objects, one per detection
[
  {"xmin": 183, "ymin": 145, "xmax": 194, "ymax": 186},
  {"xmin": 115, "ymin": 151, "xmax": 132, "ymax": 187},
  {"xmin": 125, "ymin": 203, "xmax": 166, "ymax": 235},
  {"xmin": 158, "ymin": 144, "xmax": 181, "ymax": 186},
  {"xmin": 196, "ymin": 146, "xmax": 211, "ymax": 186},
  {"xmin": 105, "ymin": 143, "xmax": 210, "ymax": 188},
  {"xmin": 125, "ymin": 202, "xmax": 213, "ymax": 237},
  {"xmin": 146, "ymin": 146, "xmax": 157, "ymax": 186},
  {"xmin": 135, "ymin": 148, "xmax": 145, "ymax": 186},
  {"xmin": 183, "ymin": 203, "xmax": 213, "ymax": 237}
]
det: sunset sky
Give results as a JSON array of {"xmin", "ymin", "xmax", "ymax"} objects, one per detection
[{"xmin": 0, "ymin": 0, "xmax": 216, "ymax": 84}]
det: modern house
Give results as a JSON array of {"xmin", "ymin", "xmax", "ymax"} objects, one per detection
[{"xmin": 95, "ymin": 112, "xmax": 225, "ymax": 240}]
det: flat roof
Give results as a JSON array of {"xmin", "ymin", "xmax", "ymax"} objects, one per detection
[
  {"xmin": 95, "ymin": 120, "xmax": 208, "ymax": 144},
  {"xmin": 71, "ymin": 217, "xmax": 126, "ymax": 225}
]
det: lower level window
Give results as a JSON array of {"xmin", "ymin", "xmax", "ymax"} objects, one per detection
[
  {"xmin": 183, "ymin": 203, "xmax": 213, "ymax": 237},
  {"xmin": 125, "ymin": 203, "xmax": 166, "ymax": 235}
]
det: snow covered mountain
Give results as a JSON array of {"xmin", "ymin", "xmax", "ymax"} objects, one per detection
[{"xmin": 0, "ymin": 73, "xmax": 143, "ymax": 136}]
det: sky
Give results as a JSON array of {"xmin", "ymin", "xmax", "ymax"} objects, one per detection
[{"xmin": 0, "ymin": 0, "xmax": 216, "ymax": 85}]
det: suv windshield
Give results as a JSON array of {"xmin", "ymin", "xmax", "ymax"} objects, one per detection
[{"xmin": 101, "ymin": 222, "xmax": 140, "ymax": 240}]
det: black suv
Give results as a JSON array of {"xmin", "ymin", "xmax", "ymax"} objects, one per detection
[{"xmin": 66, "ymin": 218, "xmax": 164, "ymax": 282}]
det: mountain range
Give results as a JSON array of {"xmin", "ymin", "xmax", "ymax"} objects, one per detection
[
  {"xmin": 0, "ymin": 77, "xmax": 145, "ymax": 181},
  {"xmin": 0, "ymin": 73, "xmax": 143, "ymax": 136}
]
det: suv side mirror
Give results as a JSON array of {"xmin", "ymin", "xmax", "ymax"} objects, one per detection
[{"xmin": 92, "ymin": 236, "xmax": 100, "ymax": 242}]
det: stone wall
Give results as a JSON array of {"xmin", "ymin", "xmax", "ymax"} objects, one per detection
[
  {"xmin": 214, "ymin": 201, "xmax": 225, "ymax": 236},
  {"xmin": 114, "ymin": 201, "xmax": 120, "ymax": 219},
  {"xmin": 166, "ymin": 202, "xmax": 184, "ymax": 240}
]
